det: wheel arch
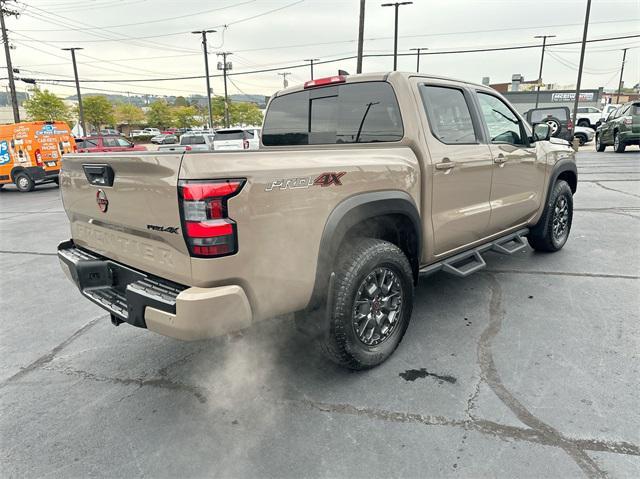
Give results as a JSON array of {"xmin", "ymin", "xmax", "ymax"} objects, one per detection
[
  {"xmin": 551, "ymin": 160, "xmax": 577, "ymax": 195},
  {"xmin": 10, "ymin": 166, "xmax": 27, "ymax": 181},
  {"xmin": 306, "ymin": 190, "xmax": 421, "ymax": 311}
]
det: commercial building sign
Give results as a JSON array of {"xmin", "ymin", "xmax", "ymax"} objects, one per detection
[{"xmin": 551, "ymin": 92, "xmax": 595, "ymax": 102}]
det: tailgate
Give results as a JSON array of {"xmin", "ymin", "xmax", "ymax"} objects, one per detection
[
  {"xmin": 213, "ymin": 140, "xmax": 242, "ymax": 151},
  {"xmin": 60, "ymin": 152, "xmax": 192, "ymax": 285}
]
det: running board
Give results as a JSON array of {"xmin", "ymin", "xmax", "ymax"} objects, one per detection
[{"xmin": 420, "ymin": 229, "xmax": 529, "ymax": 278}]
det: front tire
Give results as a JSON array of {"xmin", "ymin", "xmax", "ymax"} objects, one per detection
[
  {"xmin": 595, "ymin": 134, "xmax": 606, "ymax": 152},
  {"xmin": 613, "ymin": 132, "xmax": 626, "ymax": 153},
  {"xmin": 528, "ymin": 180, "xmax": 573, "ymax": 252},
  {"xmin": 14, "ymin": 172, "xmax": 35, "ymax": 192},
  {"xmin": 321, "ymin": 238, "xmax": 414, "ymax": 370}
]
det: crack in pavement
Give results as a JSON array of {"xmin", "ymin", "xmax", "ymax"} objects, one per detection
[
  {"xmin": 485, "ymin": 269, "xmax": 639, "ymax": 280},
  {"xmin": 480, "ymin": 274, "xmax": 607, "ymax": 478},
  {"xmin": 0, "ymin": 316, "xmax": 104, "ymax": 389},
  {"xmin": 593, "ymin": 182, "xmax": 640, "ymax": 200},
  {"xmin": 289, "ymin": 398, "xmax": 639, "ymax": 458},
  {"xmin": 40, "ymin": 365, "xmax": 208, "ymax": 404},
  {"xmin": 580, "ymin": 179, "xmax": 640, "ymax": 183}
]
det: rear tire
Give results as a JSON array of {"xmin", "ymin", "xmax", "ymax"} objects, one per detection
[
  {"xmin": 528, "ymin": 180, "xmax": 573, "ymax": 252},
  {"xmin": 14, "ymin": 172, "xmax": 35, "ymax": 192},
  {"xmin": 577, "ymin": 119, "xmax": 590, "ymax": 128},
  {"xmin": 320, "ymin": 238, "xmax": 414, "ymax": 370},
  {"xmin": 613, "ymin": 131, "xmax": 626, "ymax": 153},
  {"xmin": 574, "ymin": 133, "xmax": 587, "ymax": 146},
  {"xmin": 595, "ymin": 134, "xmax": 606, "ymax": 152},
  {"xmin": 53, "ymin": 177, "xmax": 59, "ymax": 185}
]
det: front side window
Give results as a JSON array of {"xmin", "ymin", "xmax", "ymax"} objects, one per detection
[
  {"xmin": 478, "ymin": 93, "xmax": 525, "ymax": 145},
  {"xmin": 419, "ymin": 85, "xmax": 477, "ymax": 144},
  {"xmin": 102, "ymin": 137, "xmax": 119, "ymax": 148},
  {"xmin": 262, "ymin": 81, "xmax": 403, "ymax": 146}
]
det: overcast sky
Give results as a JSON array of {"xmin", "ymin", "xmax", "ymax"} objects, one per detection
[{"xmin": 4, "ymin": 0, "xmax": 639, "ymax": 100}]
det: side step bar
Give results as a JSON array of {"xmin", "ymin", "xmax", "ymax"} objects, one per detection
[{"xmin": 420, "ymin": 229, "xmax": 529, "ymax": 278}]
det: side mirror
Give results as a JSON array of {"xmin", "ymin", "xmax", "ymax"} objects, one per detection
[{"xmin": 532, "ymin": 123, "xmax": 551, "ymax": 142}]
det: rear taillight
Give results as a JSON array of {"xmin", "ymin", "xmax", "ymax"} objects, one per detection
[
  {"xmin": 184, "ymin": 145, "xmax": 192, "ymax": 151},
  {"xmin": 623, "ymin": 116, "xmax": 633, "ymax": 125},
  {"xmin": 243, "ymin": 139, "xmax": 249, "ymax": 149},
  {"xmin": 35, "ymin": 150, "xmax": 43, "ymax": 166},
  {"xmin": 179, "ymin": 179, "xmax": 245, "ymax": 257},
  {"xmin": 567, "ymin": 119, "xmax": 573, "ymax": 130}
]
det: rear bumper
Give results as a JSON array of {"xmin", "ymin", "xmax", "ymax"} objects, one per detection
[
  {"xmin": 25, "ymin": 166, "xmax": 59, "ymax": 182},
  {"xmin": 57, "ymin": 240, "xmax": 252, "ymax": 340},
  {"xmin": 619, "ymin": 131, "xmax": 640, "ymax": 144}
]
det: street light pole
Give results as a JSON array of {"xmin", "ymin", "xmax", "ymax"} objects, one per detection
[
  {"xmin": 534, "ymin": 34, "xmax": 555, "ymax": 108},
  {"xmin": 216, "ymin": 52, "xmax": 232, "ymax": 128},
  {"xmin": 615, "ymin": 48, "xmax": 628, "ymax": 104},
  {"xmin": 409, "ymin": 47, "xmax": 428, "ymax": 72},
  {"xmin": 304, "ymin": 59, "xmax": 319, "ymax": 79},
  {"xmin": 356, "ymin": 0, "xmax": 366, "ymax": 73},
  {"xmin": 1, "ymin": 1, "xmax": 20, "ymax": 122},
  {"xmin": 381, "ymin": 2, "xmax": 413, "ymax": 71},
  {"xmin": 571, "ymin": 0, "xmax": 591, "ymax": 135},
  {"xmin": 192, "ymin": 29, "xmax": 216, "ymax": 130},
  {"xmin": 62, "ymin": 47, "xmax": 85, "ymax": 135}
]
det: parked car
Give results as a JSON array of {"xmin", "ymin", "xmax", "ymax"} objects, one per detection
[
  {"xmin": 150, "ymin": 134, "xmax": 178, "ymax": 145},
  {"xmin": 129, "ymin": 130, "xmax": 145, "ymax": 138},
  {"xmin": 213, "ymin": 128, "xmax": 259, "ymax": 150},
  {"xmin": 57, "ymin": 72, "xmax": 577, "ymax": 370},
  {"xmin": 100, "ymin": 129, "xmax": 121, "ymax": 136},
  {"xmin": 573, "ymin": 125, "xmax": 595, "ymax": 146},
  {"xmin": 0, "ymin": 121, "xmax": 75, "ymax": 192},
  {"xmin": 157, "ymin": 133, "xmax": 215, "ymax": 152},
  {"xmin": 575, "ymin": 107, "xmax": 602, "ymax": 129},
  {"xmin": 523, "ymin": 106, "xmax": 573, "ymax": 141},
  {"xmin": 600, "ymin": 104, "xmax": 620, "ymax": 123},
  {"xmin": 142, "ymin": 128, "xmax": 161, "ymax": 136},
  {"xmin": 596, "ymin": 101, "xmax": 640, "ymax": 152},
  {"xmin": 76, "ymin": 135, "xmax": 148, "ymax": 153}
]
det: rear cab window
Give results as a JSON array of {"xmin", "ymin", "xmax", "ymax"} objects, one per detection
[{"xmin": 262, "ymin": 81, "xmax": 403, "ymax": 146}]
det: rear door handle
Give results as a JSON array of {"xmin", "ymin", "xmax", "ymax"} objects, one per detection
[{"xmin": 435, "ymin": 159, "xmax": 456, "ymax": 170}]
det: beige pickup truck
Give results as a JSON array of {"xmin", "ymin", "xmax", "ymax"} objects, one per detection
[{"xmin": 58, "ymin": 72, "xmax": 577, "ymax": 369}]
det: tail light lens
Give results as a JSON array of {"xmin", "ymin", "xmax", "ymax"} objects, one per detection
[
  {"xmin": 623, "ymin": 116, "xmax": 633, "ymax": 125},
  {"xmin": 35, "ymin": 150, "xmax": 43, "ymax": 166},
  {"xmin": 179, "ymin": 179, "xmax": 245, "ymax": 257},
  {"xmin": 567, "ymin": 119, "xmax": 573, "ymax": 130},
  {"xmin": 243, "ymin": 139, "xmax": 249, "ymax": 149}
]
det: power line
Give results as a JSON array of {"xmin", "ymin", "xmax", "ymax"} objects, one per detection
[{"xmin": 7, "ymin": 34, "xmax": 639, "ymax": 85}]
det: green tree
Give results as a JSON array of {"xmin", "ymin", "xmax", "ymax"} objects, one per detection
[
  {"xmin": 174, "ymin": 96, "xmax": 189, "ymax": 107},
  {"xmin": 114, "ymin": 103, "xmax": 145, "ymax": 126},
  {"xmin": 230, "ymin": 101, "xmax": 263, "ymax": 126},
  {"xmin": 23, "ymin": 89, "xmax": 71, "ymax": 123},
  {"xmin": 173, "ymin": 106, "xmax": 198, "ymax": 129},
  {"xmin": 82, "ymin": 96, "xmax": 115, "ymax": 131},
  {"xmin": 146, "ymin": 100, "xmax": 174, "ymax": 128}
]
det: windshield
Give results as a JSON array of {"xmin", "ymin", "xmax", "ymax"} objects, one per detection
[
  {"xmin": 180, "ymin": 135, "xmax": 206, "ymax": 145},
  {"xmin": 214, "ymin": 131, "xmax": 246, "ymax": 141}
]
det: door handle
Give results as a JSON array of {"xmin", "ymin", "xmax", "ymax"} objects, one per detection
[
  {"xmin": 494, "ymin": 154, "xmax": 507, "ymax": 164},
  {"xmin": 435, "ymin": 158, "xmax": 456, "ymax": 170}
]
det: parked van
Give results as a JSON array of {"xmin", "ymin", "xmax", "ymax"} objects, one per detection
[{"xmin": 0, "ymin": 121, "xmax": 76, "ymax": 192}]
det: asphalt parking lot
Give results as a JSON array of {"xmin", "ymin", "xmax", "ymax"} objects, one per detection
[{"xmin": 1, "ymin": 149, "xmax": 639, "ymax": 478}]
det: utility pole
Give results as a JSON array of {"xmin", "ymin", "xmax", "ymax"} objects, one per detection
[
  {"xmin": 217, "ymin": 52, "xmax": 232, "ymax": 128},
  {"xmin": 62, "ymin": 47, "xmax": 85, "ymax": 136},
  {"xmin": 192, "ymin": 29, "xmax": 216, "ymax": 130},
  {"xmin": 409, "ymin": 47, "xmax": 428, "ymax": 72},
  {"xmin": 356, "ymin": 0, "xmax": 366, "ymax": 73},
  {"xmin": 278, "ymin": 72, "xmax": 291, "ymax": 89},
  {"xmin": 615, "ymin": 48, "xmax": 628, "ymax": 104},
  {"xmin": 1, "ymin": 0, "xmax": 20, "ymax": 123},
  {"xmin": 571, "ymin": 0, "xmax": 591, "ymax": 134},
  {"xmin": 533, "ymin": 34, "xmax": 555, "ymax": 108},
  {"xmin": 381, "ymin": 2, "xmax": 413, "ymax": 71},
  {"xmin": 304, "ymin": 59, "xmax": 319, "ymax": 80}
]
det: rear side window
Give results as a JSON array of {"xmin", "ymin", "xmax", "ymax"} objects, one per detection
[
  {"xmin": 214, "ymin": 131, "xmax": 245, "ymax": 141},
  {"xmin": 631, "ymin": 104, "xmax": 640, "ymax": 115},
  {"xmin": 76, "ymin": 139, "xmax": 98, "ymax": 148},
  {"xmin": 419, "ymin": 85, "xmax": 477, "ymax": 144},
  {"xmin": 181, "ymin": 135, "xmax": 205, "ymax": 145},
  {"xmin": 262, "ymin": 81, "xmax": 403, "ymax": 146}
]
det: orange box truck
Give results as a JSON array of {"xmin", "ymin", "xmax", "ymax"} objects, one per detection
[{"xmin": 0, "ymin": 121, "xmax": 76, "ymax": 192}]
